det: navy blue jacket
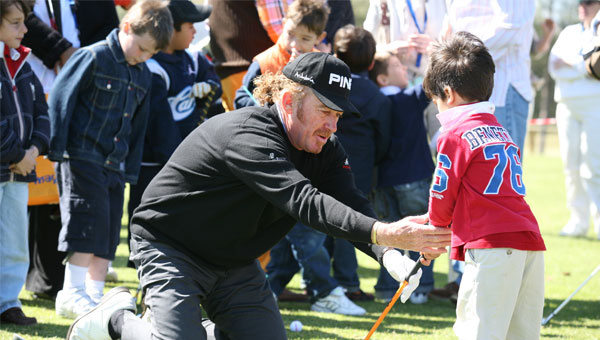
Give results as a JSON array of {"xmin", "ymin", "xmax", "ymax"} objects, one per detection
[
  {"xmin": 336, "ymin": 73, "xmax": 391, "ymax": 194},
  {"xmin": 1, "ymin": 44, "xmax": 50, "ymax": 183},
  {"xmin": 378, "ymin": 85, "xmax": 434, "ymax": 187},
  {"xmin": 233, "ymin": 60, "xmax": 261, "ymax": 109},
  {"xmin": 48, "ymin": 29, "xmax": 151, "ymax": 184},
  {"xmin": 142, "ymin": 50, "xmax": 221, "ymax": 165}
]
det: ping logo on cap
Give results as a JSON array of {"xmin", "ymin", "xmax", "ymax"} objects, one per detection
[{"xmin": 328, "ymin": 73, "xmax": 352, "ymax": 90}]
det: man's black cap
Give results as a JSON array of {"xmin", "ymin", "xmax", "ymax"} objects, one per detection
[
  {"xmin": 283, "ymin": 52, "xmax": 360, "ymax": 117},
  {"xmin": 168, "ymin": 0, "xmax": 212, "ymax": 24}
]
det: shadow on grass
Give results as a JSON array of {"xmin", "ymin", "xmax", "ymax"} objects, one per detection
[{"xmin": 542, "ymin": 298, "xmax": 600, "ymax": 328}]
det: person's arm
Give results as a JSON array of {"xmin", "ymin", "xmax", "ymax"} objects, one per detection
[
  {"xmin": 225, "ymin": 120, "xmax": 376, "ymax": 243},
  {"xmin": 47, "ymin": 49, "xmax": 95, "ymax": 162},
  {"xmin": 0, "ymin": 116, "xmax": 26, "ymax": 166},
  {"xmin": 125, "ymin": 77, "xmax": 152, "ymax": 185},
  {"xmin": 22, "ymin": 12, "xmax": 73, "ymax": 69},
  {"xmin": 451, "ymin": 1, "xmax": 535, "ymax": 61},
  {"xmin": 428, "ymin": 133, "xmax": 467, "ymax": 228},
  {"xmin": 548, "ymin": 26, "xmax": 588, "ymax": 81},
  {"xmin": 362, "ymin": 0, "xmax": 381, "ymax": 37},
  {"xmin": 75, "ymin": 1, "xmax": 119, "ymax": 46},
  {"xmin": 323, "ymin": 0, "xmax": 355, "ymax": 47},
  {"xmin": 233, "ymin": 61, "xmax": 261, "ymax": 109},
  {"xmin": 532, "ymin": 18, "xmax": 556, "ymax": 58},
  {"xmin": 29, "ymin": 73, "xmax": 50, "ymax": 156},
  {"xmin": 225, "ymin": 123, "xmax": 450, "ymax": 262},
  {"xmin": 372, "ymin": 96, "xmax": 392, "ymax": 166}
]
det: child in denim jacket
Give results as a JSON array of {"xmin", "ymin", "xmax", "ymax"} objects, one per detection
[
  {"xmin": 0, "ymin": 0, "xmax": 50, "ymax": 326},
  {"xmin": 126, "ymin": 0, "xmax": 222, "ymax": 268},
  {"xmin": 47, "ymin": 0, "xmax": 173, "ymax": 319}
]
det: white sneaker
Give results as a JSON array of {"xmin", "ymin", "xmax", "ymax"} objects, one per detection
[
  {"xmin": 66, "ymin": 286, "xmax": 136, "ymax": 340},
  {"xmin": 88, "ymin": 291, "xmax": 103, "ymax": 305},
  {"xmin": 559, "ymin": 223, "xmax": 588, "ymax": 237},
  {"xmin": 105, "ymin": 266, "xmax": 119, "ymax": 283},
  {"xmin": 409, "ymin": 292, "xmax": 428, "ymax": 304},
  {"xmin": 311, "ymin": 286, "xmax": 366, "ymax": 316},
  {"xmin": 56, "ymin": 288, "xmax": 98, "ymax": 319}
]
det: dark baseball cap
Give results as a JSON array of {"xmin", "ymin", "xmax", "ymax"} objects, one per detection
[
  {"xmin": 168, "ymin": 0, "xmax": 212, "ymax": 24},
  {"xmin": 283, "ymin": 52, "xmax": 360, "ymax": 117}
]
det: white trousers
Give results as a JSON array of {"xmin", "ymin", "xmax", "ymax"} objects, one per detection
[
  {"xmin": 454, "ymin": 248, "xmax": 544, "ymax": 340},
  {"xmin": 556, "ymin": 98, "xmax": 600, "ymax": 237}
]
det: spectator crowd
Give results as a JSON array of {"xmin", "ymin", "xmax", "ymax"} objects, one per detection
[{"xmin": 1, "ymin": 0, "xmax": 599, "ymax": 339}]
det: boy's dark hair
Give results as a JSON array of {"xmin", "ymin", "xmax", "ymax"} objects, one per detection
[
  {"xmin": 423, "ymin": 31, "xmax": 495, "ymax": 102},
  {"xmin": 286, "ymin": 0, "xmax": 330, "ymax": 36},
  {"xmin": 368, "ymin": 51, "xmax": 393, "ymax": 85},
  {"xmin": 334, "ymin": 24, "xmax": 376, "ymax": 73},
  {"xmin": 1, "ymin": 0, "xmax": 31, "ymax": 20},
  {"xmin": 120, "ymin": 0, "xmax": 174, "ymax": 51}
]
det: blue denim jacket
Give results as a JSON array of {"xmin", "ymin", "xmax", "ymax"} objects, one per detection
[{"xmin": 48, "ymin": 29, "xmax": 151, "ymax": 184}]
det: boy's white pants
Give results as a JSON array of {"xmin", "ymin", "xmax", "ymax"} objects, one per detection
[{"xmin": 454, "ymin": 248, "xmax": 544, "ymax": 340}]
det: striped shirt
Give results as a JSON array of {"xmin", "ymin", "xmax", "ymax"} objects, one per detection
[{"xmin": 446, "ymin": 0, "xmax": 535, "ymax": 106}]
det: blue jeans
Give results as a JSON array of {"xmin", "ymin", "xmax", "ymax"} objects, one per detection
[
  {"xmin": 452, "ymin": 259, "xmax": 464, "ymax": 284},
  {"xmin": 266, "ymin": 222, "xmax": 338, "ymax": 300},
  {"xmin": 0, "ymin": 182, "xmax": 29, "ymax": 314},
  {"xmin": 494, "ymin": 85, "xmax": 529, "ymax": 153},
  {"xmin": 324, "ymin": 236, "xmax": 360, "ymax": 292},
  {"xmin": 371, "ymin": 178, "xmax": 434, "ymax": 298}
]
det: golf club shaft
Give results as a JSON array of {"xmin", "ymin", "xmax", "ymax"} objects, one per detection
[
  {"xmin": 364, "ymin": 255, "xmax": 424, "ymax": 340},
  {"xmin": 541, "ymin": 264, "xmax": 600, "ymax": 326}
]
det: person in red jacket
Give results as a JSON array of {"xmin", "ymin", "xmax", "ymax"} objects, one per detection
[{"xmin": 423, "ymin": 32, "xmax": 546, "ymax": 340}]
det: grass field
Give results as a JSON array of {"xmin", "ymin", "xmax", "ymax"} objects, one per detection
[{"xmin": 1, "ymin": 153, "xmax": 599, "ymax": 340}]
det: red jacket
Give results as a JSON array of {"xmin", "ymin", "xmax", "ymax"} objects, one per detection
[{"xmin": 428, "ymin": 102, "xmax": 543, "ymax": 260}]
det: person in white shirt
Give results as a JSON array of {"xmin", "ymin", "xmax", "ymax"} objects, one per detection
[
  {"xmin": 549, "ymin": 0, "xmax": 600, "ymax": 240},
  {"xmin": 363, "ymin": 0, "xmax": 448, "ymax": 83},
  {"xmin": 444, "ymin": 0, "xmax": 535, "ymax": 152}
]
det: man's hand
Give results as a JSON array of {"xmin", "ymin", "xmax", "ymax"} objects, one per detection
[
  {"xmin": 374, "ymin": 215, "xmax": 451, "ymax": 254},
  {"xmin": 382, "ymin": 250, "xmax": 422, "ymax": 303}
]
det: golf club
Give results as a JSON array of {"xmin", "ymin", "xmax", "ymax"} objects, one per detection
[
  {"xmin": 364, "ymin": 254, "xmax": 424, "ymax": 340},
  {"xmin": 541, "ymin": 264, "xmax": 600, "ymax": 326}
]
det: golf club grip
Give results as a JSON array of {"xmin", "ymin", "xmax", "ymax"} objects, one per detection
[{"xmin": 404, "ymin": 255, "xmax": 424, "ymax": 281}]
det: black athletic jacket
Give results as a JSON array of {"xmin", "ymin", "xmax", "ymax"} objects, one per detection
[{"xmin": 131, "ymin": 105, "xmax": 386, "ymax": 269}]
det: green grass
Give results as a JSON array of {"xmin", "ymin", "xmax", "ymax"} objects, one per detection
[{"xmin": 2, "ymin": 153, "xmax": 600, "ymax": 340}]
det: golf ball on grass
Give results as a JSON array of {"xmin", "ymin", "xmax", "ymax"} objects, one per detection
[{"xmin": 290, "ymin": 320, "xmax": 303, "ymax": 332}]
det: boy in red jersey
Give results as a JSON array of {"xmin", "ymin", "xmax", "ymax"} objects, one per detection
[{"xmin": 423, "ymin": 31, "xmax": 546, "ymax": 340}]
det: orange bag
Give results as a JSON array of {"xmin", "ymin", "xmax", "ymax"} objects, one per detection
[{"xmin": 28, "ymin": 156, "xmax": 59, "ymax": 206}]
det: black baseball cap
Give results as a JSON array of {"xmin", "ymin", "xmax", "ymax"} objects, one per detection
[
  {"xmin": 168, "ymin": 0, "xmax": 212, "ymax": 24},
  {"xmin": 283, "ymin": 52, "xmax": 360, "ymax": 117}
]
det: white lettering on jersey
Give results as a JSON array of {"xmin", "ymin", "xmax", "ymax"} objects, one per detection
[
  {"xmin": 328, "ymin": 73, "xmax": 352, "ymax": 90},
  {"xmin": 168, "ymin": 85, "xmax": 196, "ymax": 121},
  {"xmin": 461, "ymin": 125, "xmax": 514, "ymax": 150}
]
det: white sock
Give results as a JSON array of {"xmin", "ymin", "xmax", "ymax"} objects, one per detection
[
  {"xmin": 86, "ymin": 279, "xmax": 105, "ymax": 300},
  {"xmin": 63, "ymin": 263, "xmax": 88, "ymax": 290}
]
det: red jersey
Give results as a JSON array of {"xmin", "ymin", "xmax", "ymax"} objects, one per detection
[{"xmin": 428, "ymin": 102, "xmax": 545, "ymax": 261}]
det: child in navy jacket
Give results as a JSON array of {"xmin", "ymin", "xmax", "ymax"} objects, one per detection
[
  {"xmin": 369, "ymin": 51, "xmax": 436, "ymax": 304},
  {"xmin": 0, "ymin": 0, "xmax": 50, "ymax": 326}
]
